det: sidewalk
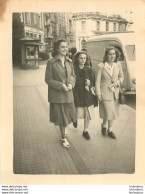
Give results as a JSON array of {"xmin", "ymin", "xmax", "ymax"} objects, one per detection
[{"xmin": 13, "ymin": 64, "xmax": 136, "ymax": 174}]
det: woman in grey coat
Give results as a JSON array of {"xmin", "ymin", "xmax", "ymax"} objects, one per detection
[
  {"xmin": 45, "ymin": 39, "xmax": 76, "ymax": 148},
  {"xmin": 95, "ymin": 47, "xmax": 124, "ymax": 139}
]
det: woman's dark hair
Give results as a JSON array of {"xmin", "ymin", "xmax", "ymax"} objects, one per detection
[
  {"xmin": 52, "ymin": 39, "xmax": 67, "ymax": 57},
  {"xmin": 81, "ymin": 48, "xmax": 87, "ymax": 53},
  {"xmin": 70, "ymin": 47, "xmax": 77, "ymax": 55},
  {"xmin": 103, "ymin": 47, "xmax": 120, "ymax": 63},
  {"xmin": 74, "ymin": 51, "xmax": 87, "ymax": 65}
]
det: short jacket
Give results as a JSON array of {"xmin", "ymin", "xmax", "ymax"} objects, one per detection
[
  {"xmin": 95, "ymin": 62, "xmax": 124, "ymax": 100},
  {"xmin": 45, "ymin": 56, "xmax": 76, "ymax": 103}
]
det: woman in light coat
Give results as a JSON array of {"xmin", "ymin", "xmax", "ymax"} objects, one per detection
[
  {"xmin": 45, "ymin": 39, "xmax": 76, "ymax": 148},
  {"xmin": 95, "ymin": 47, "xmax": 124, "ymax": 139}
]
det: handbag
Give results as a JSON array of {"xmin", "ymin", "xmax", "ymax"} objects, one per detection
[
  {"xmin": 90, "ymin": 87, "xmax": 98, "ymax": 107},
  {"xmin": 119, "ymin": 88, "xmax": 126, "ymax": 104}
]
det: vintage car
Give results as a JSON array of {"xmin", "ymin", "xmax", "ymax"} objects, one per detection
[{"xmin": 87, "ymin": 32, "xmax": 136, "ymax": 95}]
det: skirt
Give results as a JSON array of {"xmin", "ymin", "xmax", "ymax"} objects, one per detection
[
  {"xmin": 76, "ymin": 105, "xmax": 94, "ymax": 120},
  {"xmin": 50, "ymin": 102, "xmax": 77, "ymax": 127},
  {"xmin": 99, "ymin": 99, "xmax": 119, "ymax": 120}
]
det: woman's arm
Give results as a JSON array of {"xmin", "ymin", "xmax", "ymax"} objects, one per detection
[
  {"xmin": 95, "ymin": 64, "xmax": 102, "ymax": 97},
  {"xmin": 45, "ymin": 60, "xmax": 64, "ymax": 91},
  {"xmin": 68, "ymin": 62, "xmax": 76, "ymax": 88},
  {"xmin": 113, "ymin": 62, "xmax": 124, "ymax": 87}
]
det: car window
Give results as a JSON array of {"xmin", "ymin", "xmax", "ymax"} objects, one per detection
[{"xmin": 125, "ymin": 45, "xmax": 136, "ymax": 61}]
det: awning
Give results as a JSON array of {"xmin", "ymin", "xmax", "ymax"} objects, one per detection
[
  {"xmin": 25, "ymin": 42, "xmax": 43, "ymax": 46},
  {"xmin": 20, "ymin": 37, "xmax": 43, "ymax": 45}
]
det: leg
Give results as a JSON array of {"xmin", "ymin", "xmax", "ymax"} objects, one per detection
[
  {"xmin": 82, "ymin": 119, "xmax": 90, "ymax": 140},
  {"xmin": 108, "ymin": 120, "xmax": 113, "ymax": 132},
  {"xmin": 59, "ymin": 125, "xmax": 70, "ymax": 148},
  {"xmin": 107, "ymin": 120, "xmax": 116, "ymax": 139},
  {"xmin": 101, "ymin": 119, "xmax": 108, "ymax": 136},
  {"xmin": 102, "ymin": 119, "xmax": 108, "ymax": 128},
  {"xmin": 84, "ymin": 119, "xmax": 90, "ymax": 131},
  {"xmin": 73, "ymin": 121, "xmax": 78, "ymax": 128},
  {"xmin": 59, "ymin": 125, "xmax": 66, "ymax": 139}
]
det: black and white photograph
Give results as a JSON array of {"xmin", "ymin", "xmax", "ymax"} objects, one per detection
[{"xmin": 12, "ymin": 11, "xmax": 136, "ymax": 175}]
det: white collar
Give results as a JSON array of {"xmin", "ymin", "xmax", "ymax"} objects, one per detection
[{"xmin": 105, "ymin": 62, "xmax": 114, "ymax": 69}]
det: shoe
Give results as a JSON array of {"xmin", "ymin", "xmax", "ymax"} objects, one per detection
[
  {"xmin": 107, "ymin": 131, "xmax": 116, "ymax": 139},
  {"xmin": 82, "ymin": 131, "xmax": 90, "ymax": 140},
  {"xmin": 73, "ymin": 121, "xmax": 78, "ymax": 128},
  {"xmin": 61, "ymin": 138, "xmax": 70, "ymax": 148},
  {"xmin": 101, "ymin": 126, "xmax": 106, "ymax": 136}
]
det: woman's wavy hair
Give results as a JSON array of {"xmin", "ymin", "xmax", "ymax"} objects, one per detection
[
  {"xmin": 52, "ymin": 39, "xmax": 67, "ymax": 57},
  {"xmin": 103, "ymin": 47, "xmax": 120, "ymax": 63},
  {"xmin": 74, "ymin": 51, "xmax": 87, "ymax": 66}
]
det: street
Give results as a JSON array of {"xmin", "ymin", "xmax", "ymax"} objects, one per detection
[{"xmin": 13, "ymin": 62, "xmax": 136, "ymax": 174}]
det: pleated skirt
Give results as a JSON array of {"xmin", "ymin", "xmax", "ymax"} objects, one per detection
[
  {"xmin": 50, "ymin": 102, "xmax": 77, "ymax": 127},
  {"xmin": 76, "ymin": 105, "xmax": 94, "ymax": 120}
]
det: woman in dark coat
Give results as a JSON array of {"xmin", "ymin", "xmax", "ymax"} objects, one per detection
[
  {"xmin": 45, "ymin": 39, "xmax": 76, "ymax": 148},
  {"xmin": 73, "ymin": 51, "xmax": 96, "ymax": 140}
]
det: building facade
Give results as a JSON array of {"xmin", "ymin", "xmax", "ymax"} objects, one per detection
[
  {"xmin": 13, "ymin": 12, "xmax": 76, "ymax": 66},
  {"xmin": 73, "ymin": 12, "xmax": 130, "ymax": 50},
  {"xmin": 13, "ymin": 12, "xmax": 45, "ymax": 66},
  {"xmin": 43, "ymin": 12, "xmax": 75, "ymax": 53},
  {"xmin": 21, "ymin": 12, "xmax": 45, "ymax": 51}
]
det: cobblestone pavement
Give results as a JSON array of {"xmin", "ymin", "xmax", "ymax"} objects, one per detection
[{"xmin": 13, "ymin": 63, "xmax": 136, "ymax": 174}]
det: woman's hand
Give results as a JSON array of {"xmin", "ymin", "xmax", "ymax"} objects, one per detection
[
  {"xmin": 85, "ymin": 79, "xmax": 90, "ymax": 86},
  {"xmin": 90, "ymin": 87, "xmax": 96, "ymax": 95},
  {"xmin": 68, "ymin": 84, "xmax": 73, "ymax": 90},
  {"xmin": 112, "ymin": 80, "xmax": 121, "ymax": 88},
  {"xmin": 97, "ymin": 95, "xmax": 102, "ymax": 102},
  {"xmin": 85, "ymin": 86, "xmax": 89, "ymax": 91},
  {"xmin": 62, "ymin": 84, "xmax": 69, "ymax": 92}
]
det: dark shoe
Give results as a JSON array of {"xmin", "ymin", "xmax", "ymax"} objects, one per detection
[
  {"xmin": 101, "ymin": 126, "xmax": 106, "ymax": 136},
  {"xmin": 82, "ymin": 131, "xmax": 90, "ymax": 140},
  {"xmin": 107, "ymin": 131, "xmax": 116, "ymax": 139},
  {"xmin": 73, "ymin": 121, "xmax": 78, "ymax": 128}
]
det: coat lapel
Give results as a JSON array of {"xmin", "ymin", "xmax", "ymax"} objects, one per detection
[
  {"xmin": 103, "ymin": 65, "xmax": 112, "ymax": 77},
  {"xmin": 65, "ymin": 60, "xmax": 70, "ymax": 84}
]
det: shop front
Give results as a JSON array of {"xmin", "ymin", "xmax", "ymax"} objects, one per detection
[{"xmin": 20, "ymin": 38, "xmax": 42, "ymax": 69}]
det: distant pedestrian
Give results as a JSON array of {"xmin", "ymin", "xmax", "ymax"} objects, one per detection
[
  {"xmin": 66, "ymin": 49, "xmax": 71, "ymax": 58},
  {"xmin": 81, "ymin": 48, "xmax": 92, "ymax": 67},
  {"xmin": 95, "ymin": 47, "xmax": 124, "ymax": 139},
  {"xmin": 69, "ymin": 47, "xmax": 77, "ymax": 62},
  {"xmin": 45, "ymin": 39, "xmax": 76, "ymax": 148},
  {"xmin": 73, "ymin": 51, "xmax": 96, "ymax": 140}
]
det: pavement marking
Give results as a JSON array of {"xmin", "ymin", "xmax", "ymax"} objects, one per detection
[{"xmin": 34, "ymin": 86, "xmax": 91, "ymax": 174}]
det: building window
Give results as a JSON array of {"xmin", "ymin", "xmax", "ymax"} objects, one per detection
[
  {"xmin": 26, "ymin": 46, "xmax": 35, "ymax": 59},
  {"xmin": 30, "ymin": 13, "xmax": 34, "ymax": 25},
  {"xmin": 96, "ymin": 21, "xmax": 100, "ymax": 31},
  {"xmin": 25, "ymin": 12, "xmax": 31, "ymax": 24},
  {"xmin": 34, "ymin": 13, "xmax": 37, "ymax": 25},
  {"xmin": 113, "ymin": 23, "xmax": 116, "ymax": 31},
  {"xmin": 30, "ymin": 33, "xmax": 33, "ymax": 38},
  {"xmin": 106, "ymin": 22, "xmax": 109, "ymax": 31},
  {"xmin": 39, "ymin": 14, "xmax": 42, "ymax": 29},
  {"xmin": 26, "ymin": 32, "xmax": 29, "ymax": 37},
  {"xmin": 39, "ymin": 35, "xmax": 42, "ymax": 42},
  {"xmin": 81, "ymin": 39, "xmax": 87, "ymax": 49},
  {"xmin": 81, "ymin": 21, "xmax": 86, "ymax": 32},
  {"xmin": 119, "ymin": 23, "xmax": 126, "ymax": 32}
]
